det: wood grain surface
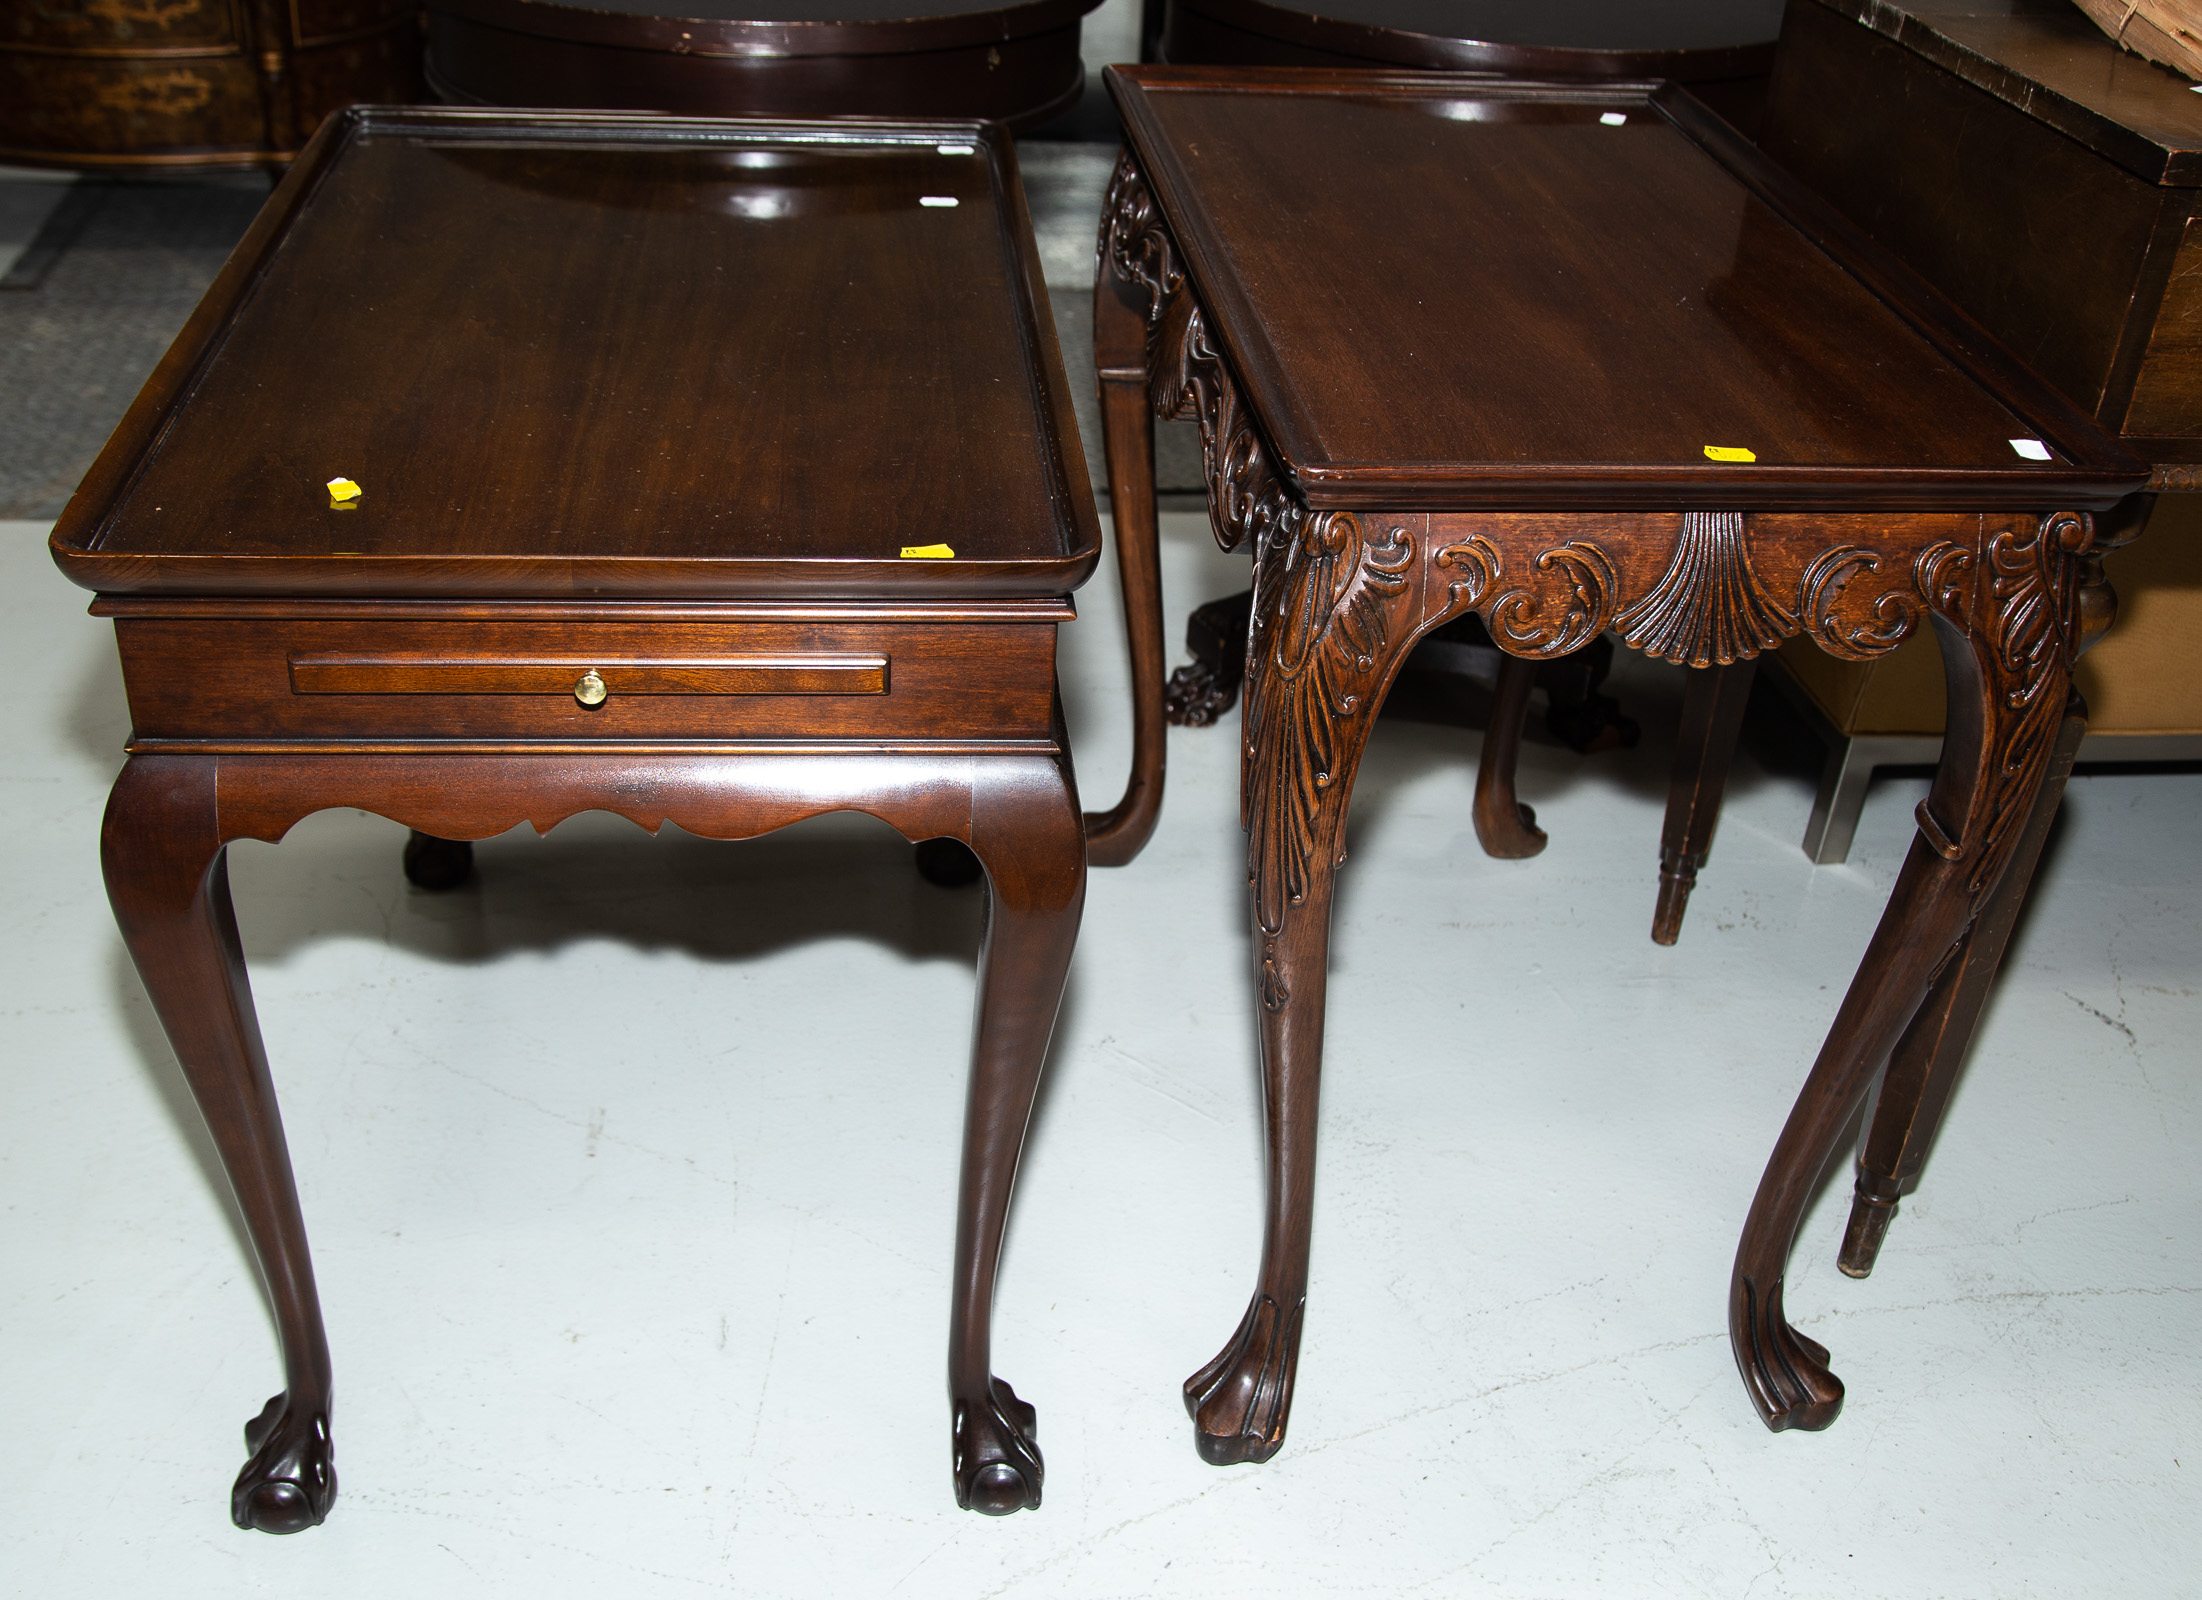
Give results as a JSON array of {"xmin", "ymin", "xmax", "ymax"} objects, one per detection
[
  {"xmin": 50, "ymin": 108, "xmax": 1100, "ymax": 597},
  {"xmin": 1109, "ymin": 67, "xmax": 2144, "ymax": 507}
]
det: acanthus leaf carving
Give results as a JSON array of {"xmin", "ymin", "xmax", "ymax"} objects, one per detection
[
  {"xmin": 1917, "ymin": 512, "xmax": 2091, "ymax": 897},
  {"xmin": 1242, "ymin": 510, "xmax": 1417, "ymax": 1001}
]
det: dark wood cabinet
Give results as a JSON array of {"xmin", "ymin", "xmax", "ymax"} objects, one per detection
[
  {"xmin": 0, "ymin": 0, "xmax": 421, "ymax": 171},
  {"xmin": 1761, "ymin": 0, "xmax": 2202, "ymax": 472}
]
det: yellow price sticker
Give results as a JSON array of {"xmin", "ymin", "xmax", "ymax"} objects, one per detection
[
  {"xmin": 326, "ymin": 477, "xmax": 363, "ymax": 503},
  {"xmin": 899, "ymin": 543, "xmax": 955, "ymax": 559},
  {"xmin": 1702, "ymin": 446, "xmax": 1756, "ymax": 463}
]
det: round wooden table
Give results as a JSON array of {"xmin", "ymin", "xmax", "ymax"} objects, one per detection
[
  {"xmin": 1160, "ymin": 0, "xmax": 1784, "ymax": 129},
  {"xmin": 428, "ymin": 0, "xmax": 1103, "ymax": 128}
]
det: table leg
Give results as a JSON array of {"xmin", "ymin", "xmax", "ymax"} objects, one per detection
[
  {"xmin": 948, "ymin": 747, "xmax": 1085, "ymax": 1514},
  {"xmin": 1731, "ymin": 579, "xmax": 2077, "ymax": 1430},
  {"xmin": 1186, "ymin": 512, "xmax": 1419, "ymax": 1466},
  {"xmin": 101, "ymin": 755, "xmax": 336, "ymax": 1534},
  {"xmin": 1653, "ymin": 660, "xmax": 1757, "ymax": 945},
  {"xmin": 1084, "ymin": 249, "xmax": 1168, "ymax": 867},
  {"xmin": 1839, "ymin": 689, "xmax": 2088, "ymax": 1277},
  {"xmin": 1472, "ymin": 651, "xmax": 1549, "ymax": 858},
  {"xmin": 402, "ymin": 830, "xmax": 473, "ymax": 890}
]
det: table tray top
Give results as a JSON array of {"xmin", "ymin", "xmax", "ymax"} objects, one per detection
[
  {"xmin": 1108, "ymin": 67, "xmax": 2147, "ymax": 512},
  {"xmin": 50, "ymin": 107, "xmax": 1100, "ymax": 600}
]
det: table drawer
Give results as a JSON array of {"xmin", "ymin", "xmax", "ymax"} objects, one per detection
[
  {"xmin": 287, "ymin": 652, "xmax": 888, "ymax": 698},
  {"xmin": 114, "ymin": 616, "xmax": 1057, "ymax": 743}
]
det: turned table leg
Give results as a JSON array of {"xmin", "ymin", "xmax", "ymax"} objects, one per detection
[
  {"xmin": 101, "ymin": 755, "xmax": 337, "ymax": 1533},
  {"xmin": 1731, "ymin": 531, "xmax": 2084, "ymax": 1429},
  {"xmin": 947, "ymin": 747, "xmax": 1085, "ymax": 1513},
  {"xmin": 1838, "ymin": 695, "xmax": 2087, "ymax": 1275},
  {"xmin": 1653, "ymin": 660, "xmax": 1756, "ymax": 944}
]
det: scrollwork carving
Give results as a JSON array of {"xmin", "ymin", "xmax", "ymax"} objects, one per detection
[
  {"xmin": 1919, "ymin": 512, "xmax": 2092, "ymax": 896},
  {"xmin": 1616, "ymin": 510, "xmax": 1794, "ymax": 665},
  {"xmin": 1433, "ymin": 536, "xmax": 1499, "ymax": 609},
  {"xmin": 1486, "ymin": 542, "xmax": 1617, "ymax": 657},
  {"xmin": 1913, "ymin": 539, "xmax": 1975, "ymax": 616},
  {"xmin": 1797, "ymin": 545, "xmax": 1920, "ymax": 661},
  {"xmin": 1152, "ymin": 296, "xmax": 1302, "ymax": 556},
  {"xmin": 1097, "ymin": 150, "xmax": 1184, "ymax": 326}
]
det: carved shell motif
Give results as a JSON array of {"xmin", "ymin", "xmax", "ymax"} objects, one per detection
[{"xmin": 1616, "ymin": 511, "xmax": 1794, "ymax": 666}]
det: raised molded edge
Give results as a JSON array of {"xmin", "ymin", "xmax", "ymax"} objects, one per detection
[
  {"xmin": 1104, "ymin": 64, "xmax": 2151, "ymax": 511},
  {"xmin": 49, "ymin": 105, "xmax": 1102, "ymax": 600}
]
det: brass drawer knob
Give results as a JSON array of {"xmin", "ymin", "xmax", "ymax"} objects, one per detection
[{"xmin": 573, "ymin": 670, "xmax": 608, "ymax": 707}]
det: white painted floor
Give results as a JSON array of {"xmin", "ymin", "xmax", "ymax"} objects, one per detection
[{"xmin": 3, "ymin": 513, "xmax": 2197, "ymax": 1596}]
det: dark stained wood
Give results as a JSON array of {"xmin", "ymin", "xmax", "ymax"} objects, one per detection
[
  {"xmin": 1086, "ymin": 243, "xmax": 1170, "ymax": 863},
  {"xmin": 50, "ymin": 108, "xmax": 1101, "ymax": 599},
  {"xmin": 1097, "ymin": 66, "xmax": 2142, "ymax": 1460},
  {"xmin": 0, "ymin": 0, "xmax": 421, "ymax": 172},
  {"xmin": 426, "ymin": 0, "xmax": 1099, "ymax": 130},
  {"xmin": 1469, "ymin": 655, "xmax": 1547, "ymax": 859},
  {"xmin": 60, "ymin": 109, "xmax": 1094, "ymax": 1526},
  {"xmin": 1791, "ymin": 0, "xmax": 2202, "ymax": 186},
  {"xmin": 1652, "ymin": 661, "xmax": 1757, "ymax": 945},
  {"xmin": 1117, "ymin": 72, "xmax": 2139, "ymax": 509},
  {"xmin": 1838, "ymin": 692, "xmax": 2088, "ymax": 1277},
  {"xmin": 1162, "ymin": 0, "xmax": 1778, "ymax": 79},
  {"xmin": 1761, "ymin": 0, "xmax": 2202, "ymax": 464}
]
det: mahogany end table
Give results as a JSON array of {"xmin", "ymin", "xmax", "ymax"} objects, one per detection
[
  {"xmin": 51, "ymin": 107, "xmax": 1098, "ymax": 1527},
  {"xmin": 1096, "ymin": 66, "xmax": 2144, "ymax": 1462}
]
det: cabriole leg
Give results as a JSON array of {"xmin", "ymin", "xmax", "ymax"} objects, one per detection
[
  {"xmin": 1732, "ymin": 528, "xmax": 2083, "ymax": 1430},
  {"xmin": 102, "ymin": 755, "xmax": 336, "ymax": 1532},
  {"xmin": 1472, "ymin": 652, "xmax": 1548, "ymax": 858},
  {"xmin": 948, "ymin": 749, "xmax": 1085, "ymax": 1514},
  {"xmin": 1084, "ymin": 183, "xmax": 1169, "ymax": 866},
  {"xmin": 1187, "ymin": 513, "xmax": 1417, "ymax": 1466}
]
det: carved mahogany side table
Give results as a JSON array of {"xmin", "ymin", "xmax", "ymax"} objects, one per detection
[
  {"xmin": 1097, "ymin": 66, "xmax": 2144, "ymax": 1462},
  {"xmin": 51, "ymin": 106, "xmax": 1097, "ymax": 1528}
]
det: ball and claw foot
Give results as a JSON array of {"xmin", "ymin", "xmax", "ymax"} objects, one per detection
[
  {"xmin": 402, "ymin": 831, "xmax": 473, "ymax": 891},
  {"xmin": 1183, "ymin": 1292, "xmax": 1303, "ymax": 1466},
  {"xmin": 914, "ymin": 838, "xmax": 984, "ymax": 888},
  {"xmin": 232, "ymin": 1392, "xmax": 335, "ymax": 1534},
  {"xmin": 1163, "ymin": 660, "xmax": 1237, "ymax": 727},
  {"xmin": 953, "ymin": 1377, "xmax": 1042, "ymax": 1515},
  {"xmin": 1732, "ymin": 1277, "xmax": 1845, "ymax": 1433}
]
